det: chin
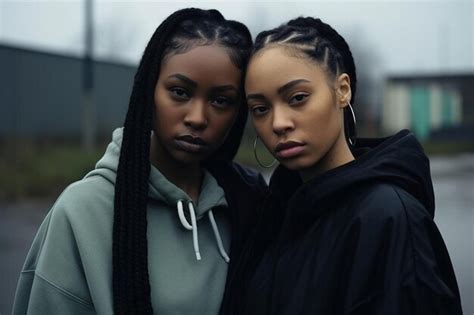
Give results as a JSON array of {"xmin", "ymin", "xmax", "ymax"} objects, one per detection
[
  {"xmin": 280, "ymin": 159, "xmax": 308, "ymax": 171},
  {"xmin": 280, "ymin": 161, "xmax": 303, "ymax": 171},
  {"xmin": 280, "ymin": 155, "xmax": 321, "ymax": 171},
  {"xmin": 171, "ymin": 150, "xmax": 207, "ymax": 165}
]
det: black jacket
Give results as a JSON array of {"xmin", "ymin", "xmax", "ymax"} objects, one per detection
[
  {"xmin": 223, "ymin": 130, "xmax": 462, "ymax": 315},
  {"xmin": 207, "ymin": 161, "xmax": 268, "ymax": 313}
]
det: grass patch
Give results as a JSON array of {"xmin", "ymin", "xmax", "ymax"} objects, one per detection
[{"xmin": 0, "ymin": 142, "xmax": 104, "ymax": 200}]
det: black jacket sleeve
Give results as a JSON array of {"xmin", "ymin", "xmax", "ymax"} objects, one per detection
[{"xmin": 340, "ymin": 185, "xmax": 462, "ymax": 315}]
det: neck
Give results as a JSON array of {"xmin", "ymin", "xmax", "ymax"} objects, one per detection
[
  {"xmin": 150, "ymin": 133, "xmax": 203, "ymax": 202},
  {"xmin": 299, "ymin": 130, "xmax": 354, "ymax": 182}
]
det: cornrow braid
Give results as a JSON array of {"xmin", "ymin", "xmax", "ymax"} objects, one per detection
[
  {"xmin": 253, "ymin": 17, "xmax": 358, "ymax": 145},
  {"xmin": 113, "ymin": 8, "xmax": 252, "ymax": 314}
]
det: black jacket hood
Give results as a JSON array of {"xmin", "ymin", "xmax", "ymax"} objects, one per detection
[{"xmin": 269, "ymin": 129, "xmax": 435, "ymax": 218}]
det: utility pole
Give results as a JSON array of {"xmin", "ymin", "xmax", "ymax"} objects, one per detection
[{"xmin": 81, "ymin": 0, "xmax": 96, "ymax": 150}]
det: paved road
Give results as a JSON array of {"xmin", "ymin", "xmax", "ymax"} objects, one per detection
[
  {"xmin": 0, "ymin": 200, "xmax": 52, "ymax": 314},
  {"xmin": 430, "ymin": 154, "xmax": 474, "ymax": 315},
  {"xmin": 1, "ymin": 154, "xmax": 473, "ymax": 314}
]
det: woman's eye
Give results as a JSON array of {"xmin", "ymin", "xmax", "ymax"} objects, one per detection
[
  {"xmin": 170, "ymin": 87, "xmax": 190, "ymax": 100},
  {"xmin": 251, "ymin": 105, "xmax": 269, "ymax": 117},
  {"xmin": 211, "ymin": 96, "xmax": 234, "ymax": 108},
  {"xmin": 289, "ymin": 93, "xmax": 309, "ymax": 105}
]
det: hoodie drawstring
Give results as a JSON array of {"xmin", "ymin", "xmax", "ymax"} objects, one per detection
[
  {"xmin": 177, "ymin": 200, "xmax": 200, "ymax": 260},
  {"xmin": 177, "ymin": 200, "xmax": 193, "ymax": 230},
  {"xmin": 187, "ymin": 202, "xmax": 201, "ymax": 261},
  {"xmin": 208, "ymin": 210, "xmax": 230, "ymax": 263},
  {"xmin": 176, "ymin": 200, "xmax": 230, "ymax": 263}
]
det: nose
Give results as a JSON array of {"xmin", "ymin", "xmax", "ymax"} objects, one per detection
[
  {"xmin": 184, "ymin": 99, "xmax": 208, "ymax": 131},
  {"xmin": 272, "ymin": 105, "xmax": 294, "ymax": 136}
]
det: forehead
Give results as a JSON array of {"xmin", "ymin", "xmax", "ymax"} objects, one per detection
[
  {"xmin": 159, "ymin": 45, "xmax": 241, "ymax": 86},
  {"xmin": 245, "ymin": 46, "xmax": 329, "ymax": 92}
]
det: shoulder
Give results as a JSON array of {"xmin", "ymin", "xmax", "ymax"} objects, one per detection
[
  {"xmin": 16, "ymin": 180, "xmax": 103, "ymax": 311},
  {"xmin": 41, "ymin": 175, "xmax": 115, "ymax": 241},
  {"xmin": 54, "ymin": 175, "xmax": 114, "ymax": 214},
  {"xmin": 348, "ymin": 183, "xmax": 430, "ymax": 229},
  {"xmin": 26, "ymin": 175, "xmax": 115, "ymax": 276},
  {"xmin": 332, "ymin": 184, "xmax": 421, "ymax": 256},
  {"xmin": 60, "ymin": 174, "xmax": 114, "ymax": 203}
]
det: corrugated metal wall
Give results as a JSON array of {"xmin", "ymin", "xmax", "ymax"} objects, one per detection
[{"xmin": 0, "ymin": 45, "xmax": 135, "ymax": 139}]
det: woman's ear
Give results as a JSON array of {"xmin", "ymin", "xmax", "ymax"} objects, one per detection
[{"xmin": 335, "ymin": 73, "xmax": 351, "ymax": 108}]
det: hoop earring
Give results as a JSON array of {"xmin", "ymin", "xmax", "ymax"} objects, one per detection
[
  {"xmin": 253, "ymin": 136, "xmax": 277, "ymax": 168},
  {"xmin": 347, "ymin": 102, "xmax": 357, "ymax": 146}
]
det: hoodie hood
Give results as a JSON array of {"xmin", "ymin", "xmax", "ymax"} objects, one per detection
[
  {"xmin": 269, "ymin": 129, "xmax": 435, "ymax": 218},
  {"xmin": 84, "ymin": 128, "xmax": 227, "ymax": 218}
]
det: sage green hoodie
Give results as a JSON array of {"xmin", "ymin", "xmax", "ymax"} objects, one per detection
[{"xmin": 13, "ymin": 128, "xmax": 233, "ymax": 314}]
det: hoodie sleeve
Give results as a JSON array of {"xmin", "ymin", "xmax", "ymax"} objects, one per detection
[
  {"xmin": 12, "ymin": 190, "xmax": 96, "ymax": 315},
  {"xmin": 340, "ymin": 185, "xmax": 462, "ymax": 315}
]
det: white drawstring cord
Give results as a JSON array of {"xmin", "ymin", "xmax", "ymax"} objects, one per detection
[
  {"xmin": 208, "ymin": 210, "xmax": 230, "ymax": 263},
  {"xmin": 177, "ymin": 200, "xmax": 192, "ymax": 230},
  {"xmin": 177, "ymin": 200, "xmax": 201, "ymax": 260},
  {"xmin": 188, "ymin": 201, "xmax": 201, "ymax": 261},
  {"xmin": 176, "ymin": 200, "xmax": 229, "ymax": 262}
]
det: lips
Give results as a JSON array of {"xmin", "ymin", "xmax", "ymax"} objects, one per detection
[
  {"xmin": 174, "ymin": 135, "xmax": 210, "ymax": 154},
  {"xmin": 274, "ymin": 141, "xmax": 305, "ymax": 159}
]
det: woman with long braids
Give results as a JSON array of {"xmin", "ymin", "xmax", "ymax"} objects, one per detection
[
  {"xmin": 13, "ymin": 8, "xmax": 266, "ymax": 314},
  {"xmin": 223, "ymin": 17, "xmax": 462, "ymax": 314}
]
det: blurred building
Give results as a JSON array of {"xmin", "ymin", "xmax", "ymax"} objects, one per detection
[
  {"xmin": 0, "ymin": 43, "xmax": 135, "ymax": 141},
  {"xmin": 382, "ymin": 74, "xmax": 474, "ymax": 141}
]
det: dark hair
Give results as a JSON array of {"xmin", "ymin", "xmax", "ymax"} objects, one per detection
[
  {"xmin": 253, "ymin": 17, "xmax": 357, "ymax": 144},
  {"xmin": 112, "ymin": 8, "xmax": 252, "ymax": 314}
]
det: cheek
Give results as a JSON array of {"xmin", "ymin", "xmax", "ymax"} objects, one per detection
[
  {"xmin": 209, "ymin": 109, "xmax": 239, "ymax": 140},
  {"xmin": 153, "ymin": 106, "xmax": 182, "ymax": 135},
  {"xmin": 153, "ymin": 117, "xmax": 169, "ymax": 140},
  {"xmin": 153, "ymin": 81, "xmax": 167, "ymax": 107},
  {"xmin": 153, "ymin": 87, "xmax": 184, "ymax": 129},
  {"xmin": 305, "ymin": 99, "xmax": 339, "ymax": 132}
]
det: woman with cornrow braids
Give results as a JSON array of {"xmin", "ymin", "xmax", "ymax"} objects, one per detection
[
  {"xmin": 222, "ymin": 17, "xmax": 462, "ymax": 315},
  {"xmin": 13, "ymin": 8, "xmax": 267, "ymax": 314}
]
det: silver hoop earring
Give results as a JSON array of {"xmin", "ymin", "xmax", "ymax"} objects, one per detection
[
  {"xmin": 253, "ymin": 136, "xmax": 277, "ymax": 168},
  {"xmin": 347, "ymin": 102, "xmax": 357, "ymax": 146}
]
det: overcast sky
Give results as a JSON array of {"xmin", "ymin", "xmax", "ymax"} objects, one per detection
[{"xmin": 1, "ymin": 0, "xmax": 473, "ymax": 76}]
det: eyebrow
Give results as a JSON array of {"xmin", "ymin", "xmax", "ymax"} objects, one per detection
[
  {"xmin": 277, "ymin": 79, "xmax": 311, "ymax": 95},
  {"xmin": 167, "ymin": 74, "xmax": 197, "ymax": 88},
  {"xmin": 246, "ymin": 93, "xmax": 266, "ymax": 101},
  {"xmin": 168, "ymin": 74, "xmax": 238, "ymax": 92},
  {"xmin": 247, "ymin": 79, "xmax": 311, "ymax": 101}
]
